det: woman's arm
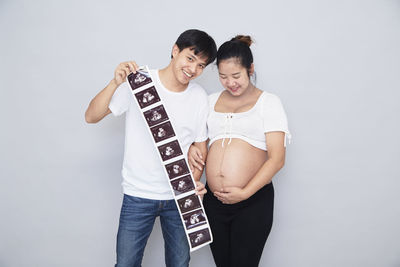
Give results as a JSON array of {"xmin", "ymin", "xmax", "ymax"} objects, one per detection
[
  {"xmin": 214, "ymin": 132, "xmax": 285, "ymax": 204},
  {"xmin": 189, "ymin": 140, "xmax": 209, "ymax": 180},
  {"xmin": 188, "ymin": 141, "xmax": 209, "ymax": 198},
  {"xmin": 242, "ymin": 131, "xmax": 285, "ymax": 196},
  {"xmin": 188, "ymin": 139, "xmax": 210, "ymax": 173}
]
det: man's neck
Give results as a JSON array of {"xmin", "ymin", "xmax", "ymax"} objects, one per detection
[{"xmin": 158, "ymin": 65, "xmax": 188, "ymax": 93}]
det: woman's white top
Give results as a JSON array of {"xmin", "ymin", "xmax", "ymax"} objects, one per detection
[{"xmin": 207, "ymin": 91, "xmax": 291, "ymax": 151}]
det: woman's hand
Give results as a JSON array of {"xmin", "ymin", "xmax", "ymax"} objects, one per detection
[
  {"xmin": 214, "ymin": 187, "xmax": 248, "ymax": 204},
  {"xmin": 188, "ymin": 144, "xmax": 205, "ymax": 172}
]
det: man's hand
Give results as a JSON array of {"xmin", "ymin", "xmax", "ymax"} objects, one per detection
[
  {"xmin": 86, "ymin": 60, "xmax": 139, "ymax": 123},
  {"xmin": 114, "ymin": 61, "xmax": 139, "ymax": 86}
]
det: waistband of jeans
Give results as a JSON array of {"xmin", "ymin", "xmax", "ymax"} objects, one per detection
[{"xmin": 204, "ymin": 182, "xmax": 273, "ymax": 209}]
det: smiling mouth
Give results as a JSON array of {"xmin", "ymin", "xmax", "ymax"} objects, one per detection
[{"xmin": 183, "ymin": 70, "xmax": 193, "ymax": 78}]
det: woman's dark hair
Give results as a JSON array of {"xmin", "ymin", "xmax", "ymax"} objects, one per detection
[
  {"xmin": 174, "ymin": 29, "xmax": 217, "ymax": 65},
  {"xmin": 216, "ymin": 35, "xmax": 254, "ymax": 75}
]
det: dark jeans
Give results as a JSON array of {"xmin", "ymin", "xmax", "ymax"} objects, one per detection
[
  {"xmin": 115, "ymin": 194, "xmax": 190, "ymax": 267},
  {"xmin": 203, "ymin": 183, "xmax": 274, "ymax": 267}
]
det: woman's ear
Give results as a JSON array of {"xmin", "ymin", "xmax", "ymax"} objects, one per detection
[{"xmin": 249, "ymin": 63, "xmax": 255, "ymax": 76}]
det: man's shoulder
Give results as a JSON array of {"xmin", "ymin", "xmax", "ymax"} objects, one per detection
[{"xmin": 187, "ymin": 82, "xmax": 208, "ymax": 99}]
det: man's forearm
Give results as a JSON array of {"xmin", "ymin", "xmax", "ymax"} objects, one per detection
[{"xmin": 85, "ymin": 79, "xmax": 118, "ymax": 123}]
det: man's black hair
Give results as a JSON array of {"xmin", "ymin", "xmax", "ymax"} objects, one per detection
[{"xmin": 173, "ymin": 29, "xmax": 217, "ymax": 65}]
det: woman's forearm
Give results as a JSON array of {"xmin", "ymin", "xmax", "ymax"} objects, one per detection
[{"xmin": 243, "ymin": 154, "xmax": 285, "ymax": 199}]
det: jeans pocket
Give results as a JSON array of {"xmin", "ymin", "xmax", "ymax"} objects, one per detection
[{"xmin": 122, "ymin": 194, "xmax": 156, "ymax": 213}]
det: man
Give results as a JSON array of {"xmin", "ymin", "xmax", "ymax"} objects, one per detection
[{"xmin": 85, "ymin": 29, "xmax": 217, "ymax": 267}]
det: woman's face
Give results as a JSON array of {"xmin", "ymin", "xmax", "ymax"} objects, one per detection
[{"xmin": 218, "ymin": 58, "xmax": 252, "ymax": 96}]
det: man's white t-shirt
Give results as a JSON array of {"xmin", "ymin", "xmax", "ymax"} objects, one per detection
[{"xmin": 109, "ymin": 69, "xmax": 209, "ymax": 200}]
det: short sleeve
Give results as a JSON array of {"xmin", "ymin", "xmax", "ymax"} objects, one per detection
[
  {"xmin": 208, "ymin": 92, "xmax": 222, "ymax": 110},
  {"xmin": 195, "ymin": 92, "xmax": 209, "ymax": 142},
  {"xmin": 262, "ymin": 93, "xmax": 292, "ymax": 146},
  {"xmin": 109, "ymin": 82, "xmax": 132, "ymax": 116}
]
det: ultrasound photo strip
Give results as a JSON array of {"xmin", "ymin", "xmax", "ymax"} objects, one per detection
[
  {"xmin": 182, "ymin": 209, "xmax": 207, "ymax": 230},
  {"xmin": 189, "ymin": 228, "xmax": 212, "ymax": 248},
  {"xmin": 144, "ymin": 105, "xmax": 169, "ymax": 127},
  {"xmin": 170, "ymin": 175, "xmax": 195, "ymax": 196},
  {"xmin": 165, "ymin": 159, "xmax": 190, "ymax": 180},
  {"xmin": 126, "ymin": 66, "xmax": 213, "ymax": 251},
  {"xmin": 158, "ymin": 140, "xmax": 183, "ymax": 162}
]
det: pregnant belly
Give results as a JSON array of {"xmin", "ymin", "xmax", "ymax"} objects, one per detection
[{"xmin": 205, "ymin": 138, "xmax": 267, "ymax": 193}]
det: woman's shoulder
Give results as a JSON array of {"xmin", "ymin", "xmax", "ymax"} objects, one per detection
[
  {"xmin": 256, "ymin": 90, "xmax": 287, "ymax": 116},
  {"xmin": 208, "ymin": 91, "xmax": 223, "ymax": 102},
  {"xmin": 259, "ymin": 90, "xmax": 281, "ymax": 101},
  {"xmin": 259, "ymin": 90, "xmax": 284, "ymax": 106}
]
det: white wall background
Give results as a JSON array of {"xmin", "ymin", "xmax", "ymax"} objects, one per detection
[{"xmin": 1, "ymin": 0, "xmax": 399, "ymax": 266}]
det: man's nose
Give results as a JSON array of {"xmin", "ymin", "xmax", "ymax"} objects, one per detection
[{"xmin": 189, "ymin": 63, "xmax": 197, "ymax": 74}]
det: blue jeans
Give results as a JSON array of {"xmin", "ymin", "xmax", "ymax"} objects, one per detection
[{"xmin": 115, "ymin": 194, "xmax": 190, "ymax": 267}]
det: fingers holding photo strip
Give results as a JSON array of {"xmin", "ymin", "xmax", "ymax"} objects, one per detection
[
  {"xmin": 114, "ymin": 61, "xmax": 140, "ymax": 86},
  {"xmin": 127, "ymin": 66, "xmax": 152, "ymax": 90}
]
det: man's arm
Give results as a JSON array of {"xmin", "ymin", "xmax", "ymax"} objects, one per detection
[
  {"xmin": 191, "ymin": 141, "xmax": 208, "ymax": 181},
  {"xmin": 85, "ymin": 61, "xmax": 138, "ymax": 123}
]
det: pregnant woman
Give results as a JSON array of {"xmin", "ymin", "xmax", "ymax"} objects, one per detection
[{"xmin": 189, "ymin": 35, "xmax": 291, "ymax": 267}]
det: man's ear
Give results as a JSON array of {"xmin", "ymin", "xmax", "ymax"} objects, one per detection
[{"xmin": 171, "ymin": 44, "xmax": 180, "ymax": 59}]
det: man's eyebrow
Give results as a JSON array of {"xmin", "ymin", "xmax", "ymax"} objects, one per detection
[
  {"xmin": 219, "ymin": 72, "xmax": 241, "ymax": 75},
  {"xmin": 192, "ymin": 53, "xmax": 208, "ymax": 65},
  {"xmin": 188, "ymin": 52, "xmax": 197, "ymax": 59}
]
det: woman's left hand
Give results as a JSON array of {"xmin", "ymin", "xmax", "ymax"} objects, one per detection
[{"xmin": 214, "ymin": 187, "xmax": 248, "ymax": 204}]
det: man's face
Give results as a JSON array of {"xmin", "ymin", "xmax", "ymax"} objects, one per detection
[{"xmin": 171, "ymin": 45, "xmax": 208, "ymax": 85}]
